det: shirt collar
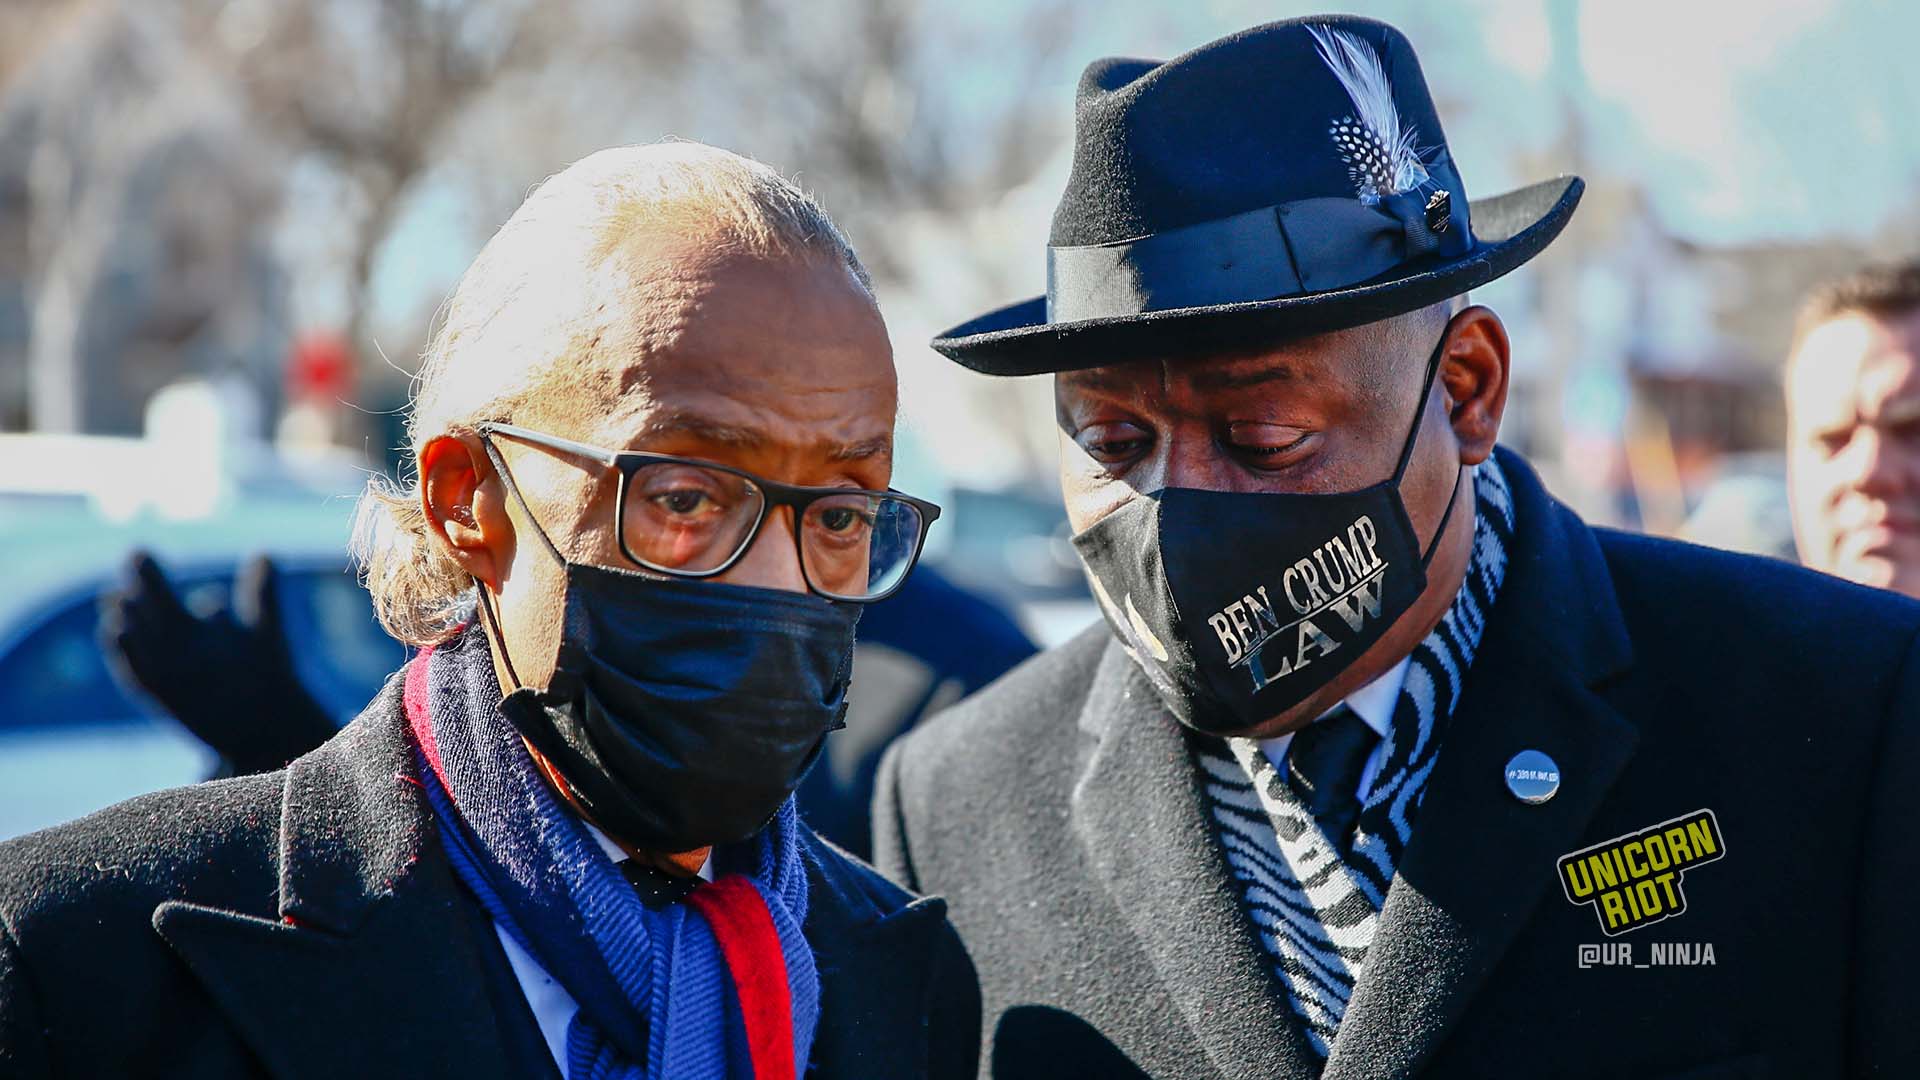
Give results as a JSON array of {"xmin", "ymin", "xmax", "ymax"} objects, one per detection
[
  {"xmin": 1254, "ymin": 654, "xmax": 1410, "ymax": 765},
  {"xmin": 584, "ymin": 822, "xmax": 714, "ymax": 881},
  {"xmin": 1337, "ymin": 654, "xmax": 1411, "ymax": 739}
]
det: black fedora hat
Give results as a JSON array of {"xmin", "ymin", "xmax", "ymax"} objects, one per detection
[{"xmin": 932, "ymin": 15, "xmax": 1583, "ymax": 376}]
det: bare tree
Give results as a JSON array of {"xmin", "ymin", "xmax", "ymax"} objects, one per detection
[{"xmin": 181, "ymin": 0, "xmax": 574, "ymax": 359}]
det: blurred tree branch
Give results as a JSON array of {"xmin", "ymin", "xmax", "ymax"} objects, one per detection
[
  {"xmin": 2, "ymin": 0, "xmax": 1081, "ymax": 468},
  {"xmin": 176, "ymin": 0, "xmax": 570, "ymax": 366}
]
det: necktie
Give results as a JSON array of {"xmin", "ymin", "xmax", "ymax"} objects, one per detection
[{"xmin": 1284, "ymin": 706, "xmax": 1379, "ymax": 854}]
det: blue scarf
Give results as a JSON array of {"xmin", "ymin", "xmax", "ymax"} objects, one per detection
[{"xmin": 406, "ymin": 625, "xmax": 819, "ymax": 1080}]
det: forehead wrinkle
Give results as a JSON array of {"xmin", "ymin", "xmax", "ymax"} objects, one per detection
[
  {"xmin": 627, "ymin": 404, "xmax": 891, "ymax": 465},
  {"xmin": 1185, "ymin": 361, "xmax": 1299, "ymax": 393},
  {"xmin": 629, "ymin": 407, "xmax": 766, "ymax": 450}
]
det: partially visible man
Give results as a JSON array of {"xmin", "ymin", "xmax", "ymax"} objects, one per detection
[
  {"xmin": 876, "ymin": 16, "xmax": 1920, "ymax": 1079},
  {"xmin": 0, "ymin": 143, "xmax": 976, "ymax": 1079},
  {"xmin": 1786, "ymin": 261, "xmax": 1920, "ymax": 598}
]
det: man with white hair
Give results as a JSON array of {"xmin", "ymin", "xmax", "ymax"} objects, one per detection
[{"xmin": 0, "ymin": 142, "xmax": 977, "ymax": 1080}]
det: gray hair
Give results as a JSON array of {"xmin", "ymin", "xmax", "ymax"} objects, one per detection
[{"xmin": 351, "ymin": 141, "xmax": 871, "ymax": 646}]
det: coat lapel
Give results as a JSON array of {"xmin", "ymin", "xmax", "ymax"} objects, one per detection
[
  {"xmin": 804, "ymin": 837, "xmax": 958, "ymax": 1078},
  {"xmin": 1322, "ymin": 449, "xmax": 1639, "ymax": 1079},
  {"xmin": 1071, "ymin": 639, "xmax": 1326, "ymax": 1080},
  {"xmin": 154, "ymin": 675, "xmax": 525, "ymax": 1080}
]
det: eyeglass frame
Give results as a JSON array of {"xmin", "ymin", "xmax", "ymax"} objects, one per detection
[{"xmin": 475, "ymin": 420, "xmax": 942, "ymax": 604}]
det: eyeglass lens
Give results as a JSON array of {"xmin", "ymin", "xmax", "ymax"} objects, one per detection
[{"xmin": 620, "ymin": 460, "xmax": 924, "ymax": 599}]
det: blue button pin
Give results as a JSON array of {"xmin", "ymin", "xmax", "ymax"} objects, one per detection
[{"xmin": 1504, "ymin": 750, "xmax": 1561, "ymax": 805}]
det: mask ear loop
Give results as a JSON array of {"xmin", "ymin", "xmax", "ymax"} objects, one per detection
[
  {"xmin": 480, "ymin": 434, "xmax": 571, "ymax": 567},
  {"xmin": 473, "ymin": 432, "xmax": 571, "ymax": 692},
  {"xmin": 1385, "ymin": 326, "xmax": 1469, "ymax": 572},
  {"xmin": 476, "ymin": 585, "xmax": 525, "ymax": 691},
  {"xmin": 1419, "ymin": 459, "xmax": 1467, "ymax": 571}
]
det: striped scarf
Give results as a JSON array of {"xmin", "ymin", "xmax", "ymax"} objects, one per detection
[
  {"xmin": 404, "ymin": 624, "xmax": 819, "ymax": 1080},
  {"xmin": 1195, "ymin": 455, "xmax": 1515, "ymax": 1058}
]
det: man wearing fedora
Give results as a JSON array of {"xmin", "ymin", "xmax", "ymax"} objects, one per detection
[{"xmin": 874, "ymin": 16, "xmax": 1920, "ymax": 1078}]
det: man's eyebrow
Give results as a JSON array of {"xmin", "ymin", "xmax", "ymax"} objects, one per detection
[
  {"xmin": 634, "ymin": 410, "xmax": 766, "ymax": 450},
  {"xmin": 1058, "ymin": 361, "xmax": 1177, "ymax": 394},
  {"xmin": 1058, "ymin": 368, "xmax": 1130, "ymax": 392},
  {"xmin": 826, "ymin": 435, "xmax": 893, "ymax": 463},
  {"xmin": 632, "ymin": 408, "xmax": 890, "ymax": 464}
]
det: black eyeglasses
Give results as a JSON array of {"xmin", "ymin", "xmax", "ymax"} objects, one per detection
[{"xmin": 477, "ymin": 421, "xmax": 941, "ymax": 603}]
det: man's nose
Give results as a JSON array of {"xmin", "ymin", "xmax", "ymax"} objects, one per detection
[
  {"xmin": 716, "ymin": 506, "xmax": 810, "ymax": 593},
  {"xmin": 1161, "ymin": 430, "xmax": 1244, "ymax": 492}
]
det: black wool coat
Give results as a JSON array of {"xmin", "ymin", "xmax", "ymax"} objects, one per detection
[
  {"xmin": 873, "ymin": 446, "xmax": 1920, "ymax": 1080},
  {"xmin": 0, "ymin": 673, "xmax": 980, "ymax": 1079}
]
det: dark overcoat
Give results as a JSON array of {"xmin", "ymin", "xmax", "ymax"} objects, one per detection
[
  {"xmin": 874, "ymin": 447, "xmax": 1920, "ymax": 1079},
  {"xmin": 0, "ymin": 672, "xmax": 979, "ymax": 1079}
]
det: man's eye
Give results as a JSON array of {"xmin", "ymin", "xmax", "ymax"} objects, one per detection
[
  {"xmin": 1226, "ymin": 427, "xmax": 1310, "ymax": 460},
  {"xmin": 818, "ymin": 506, "xmax": 871, "ymax": 533},
  {"xmin": 1078, "ymin": 424, "xmax": 1151, "ymax": 463},
  {"xmin": 654, "ymin": 490, "xmax": 712, "ymax": 515}
]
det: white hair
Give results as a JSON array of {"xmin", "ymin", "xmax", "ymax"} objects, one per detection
[{"xmin": 352, "ymin": 141, "xmax": 871, "ymax": 646}]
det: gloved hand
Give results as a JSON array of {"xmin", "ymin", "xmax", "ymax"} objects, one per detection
[{"xmin": 99, "ymin": 551, "xmax": 341, "ymax": 776}]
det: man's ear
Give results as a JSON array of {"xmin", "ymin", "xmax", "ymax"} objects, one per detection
[
  {"xmin": 1438, "ymin": 305, "xmax": 1509, "ymax": 466},
  {"xmin": 420, "ymin": 434, "xmax": 512, "ymax": 591}
]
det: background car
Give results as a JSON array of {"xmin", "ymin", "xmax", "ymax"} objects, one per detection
[
  {"xmin": 936, "ymin": 485, "xmax": 1097, "ymax": 647},
  {"xmin": 0, "ymin": 429, "xmax": 403, "ymax": 839}
]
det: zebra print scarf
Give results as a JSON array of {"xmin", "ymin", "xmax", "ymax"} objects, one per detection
[{"xmin": 1194, "ymin": 454, "xmax": 1514, "ymax": 1058}]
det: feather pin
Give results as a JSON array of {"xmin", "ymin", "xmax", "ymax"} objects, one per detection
[{"xmin": 1307, "ymin": 24, "xmax": 1430, "ymax": 206}]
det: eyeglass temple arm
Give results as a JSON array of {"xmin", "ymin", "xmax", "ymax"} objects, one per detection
[{"xmin": 476, "ymin": 422, "xmax": 621, "ymax": 468}]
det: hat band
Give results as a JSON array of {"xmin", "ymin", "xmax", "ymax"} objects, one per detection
[{"xmin": 1045, "ymin": 160, "xmax": 1472, "ymax": 324}]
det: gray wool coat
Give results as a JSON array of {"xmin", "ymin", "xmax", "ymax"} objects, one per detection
[{"xmin": 874, "ymin": 446, "xmax": 1920, "ymax": 1079}]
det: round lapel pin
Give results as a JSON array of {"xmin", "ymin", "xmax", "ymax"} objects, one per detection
[{"xmin": 1504, "ymin": 750, "xmax": 1561, "ymax": 805}]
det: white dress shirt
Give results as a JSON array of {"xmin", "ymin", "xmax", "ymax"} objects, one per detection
[
  {"xmin": 1255, "ymin": 655, "xmax": 1411, "ymax": 802},
  {"xmin": 496, "ymin": 824, "xmax": 713, "ymax": 1070}
]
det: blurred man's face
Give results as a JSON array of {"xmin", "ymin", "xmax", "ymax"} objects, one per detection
[{"xmin": 1786, "ymin": 309, "xmax": 1920, "ymax": 598}]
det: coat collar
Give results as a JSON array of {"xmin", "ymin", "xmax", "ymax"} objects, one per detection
[
  {"xmin": 802, "ymin": 832, "xmax": 958, "ymax": 1076},
  {"xmin": 1069, "ymin": 446, "xmax": 1637, "ymax": 1079},
  {"xmin": 1072, "ymin": 640, "xmax": 1327, "ymax": 1079},
  {"xmin": 153, "ymin": 670, "xmax": 529, "ymax": 1080}
]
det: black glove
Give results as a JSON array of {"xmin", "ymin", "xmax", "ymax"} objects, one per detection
[{"xmin": 99, "ymin": 551, "xmax": 341, "ymax": 776}]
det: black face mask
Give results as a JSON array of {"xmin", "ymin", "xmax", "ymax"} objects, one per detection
[
  {"xmin": 1071, "ymin": 331, "xmax": 1463, "ymax": 737},
  {"xmin": 480, "ymin": 442, "xmax": 860, "ymax": 853}
]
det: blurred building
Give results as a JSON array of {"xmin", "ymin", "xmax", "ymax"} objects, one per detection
[{"xmin": 1496, "ymin": 173, "xmax": 1898, "ymax": 532}]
